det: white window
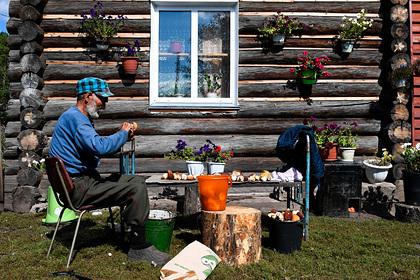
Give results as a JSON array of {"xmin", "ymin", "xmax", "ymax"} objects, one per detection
[{"xmin": 150, "ymin": 0, "xmax": 238, "ymax": 108}]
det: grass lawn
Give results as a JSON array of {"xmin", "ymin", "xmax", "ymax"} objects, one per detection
[{"xmin": 0, "ymin": 211, "xmax": 419, "ymax": 279}]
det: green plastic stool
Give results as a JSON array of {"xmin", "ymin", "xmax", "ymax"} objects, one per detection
[{"xmin": 42, "ymin": 186, "xmax": 78, "ymax": 224}]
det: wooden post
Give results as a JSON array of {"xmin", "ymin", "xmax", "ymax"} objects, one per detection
[
  {"xmin": 201, "ymin": 206, "xmax": 262, "ymax": 266},
  {"xmin": 184, "ymin": 184, "xmax": 201, "ymax": 215}
]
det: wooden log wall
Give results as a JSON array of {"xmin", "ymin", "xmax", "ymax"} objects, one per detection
[
  {"xmin": 4, "ymin": 0, "xmax": 389, "ymax": 211},
  {"xmin": 411, "ymin": 0, "xmax": 420, "ymax": 144}
]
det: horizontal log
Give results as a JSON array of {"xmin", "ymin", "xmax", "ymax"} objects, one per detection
[
  {"xmin": 40, "ymin": 36, "xmax": 380, "ymax": 49},
  {"xmin": 387, "ymin": 121, "xmax": 411, "ymax": 143},
  {"xmin": 391, "ymin": 23, "xmax": 409, "ymax": 39},
  {"xmin": 240, "ymin": 49, "xmax": 381, "ymax": 65},
  {"xmin": 20, "ymin": 41, "xmax": 43, "ymax": 55},
  {"xmin": 8, "ymin": 50, "xmax": 20, "ymax": 62},
  {"xmin": 6, "ymin": 99, "xmax": 378, "ymax": 122},
  {"xmin": 239, "ymin": 15, "xmax": 382, "ymax": 36},
  {"xmin": 39, "ymin": 64, "xmax": 380, "ymax": 82},
  {"xmin": 43, "ymin": 99, "xmax": 377, "ymax": 120},
  {"xmin": 5, "ymin": 122, "xmax": 22, "ymax": 137},
  {"xmin": 239, "ymin": 2, "xmax": 380, "ymax": 13},
  {"xmin": 20, "ymin": 54, "xmax": 46, "ymax": 73},
  {"xmin": 240, "ymin": 37, "xmax": 381, "ymax": 49},
  {"xmin": 7, "ymin": 16, "xmax": 382, "ymax": 36},
  {"xmin": 40, "ymin": 19, "xmax": 150, "ymax": 33},
  {"xmin": 40, "ymin": 117, "xmax": 381, "ymax": 137},
  {"xmin": 6, "ymin": 17, "xmax": 21, "ymax": 34},
  {"xmin": 21, "ymin": 72, "xmax": 44, "ymax": 89},
  {"xmin": 42, "ymin": 36, "xmax": 150, "ymax": 48},
  {"xmin": 390, "ymin": 5, "xmax": 408, "ymax": 23},
  {"xmin": 19, "ymin": 88, "xmax": 46, "ymax": 109},
  {"xmin": 20, "ymin": 0, "xmax": 48, "ymax": 7},
  {"xmin": 42, "ymin": 51, "xmax": 150, "ymax": 62},
  {"xmin": 17, "ymin": 129, "xmax": 48, "ymax": 152},
  {"xmin": 4, "ymin": 134, "xmax": 378, "ymax": 160},
  {"xmin": 20, "ymin": 107, "xmax": 44, "ymax": 129},
  {"xmin": 42, "ymin": 64, "xmax": 148, "ymax": 80}
]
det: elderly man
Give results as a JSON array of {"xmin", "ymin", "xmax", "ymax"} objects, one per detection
[{"xmin": 49, "ymin": 77, "xmax": 170, "ymax": 266}]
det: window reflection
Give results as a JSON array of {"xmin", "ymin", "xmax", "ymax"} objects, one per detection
[{"xmin": 159, "ymin": 11, "xmax": 191, "ymax": 97}]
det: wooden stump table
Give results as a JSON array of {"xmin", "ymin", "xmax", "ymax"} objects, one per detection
[{"xmin": 201, "ymin": 205, "xmax": 261, "ymax": 266}]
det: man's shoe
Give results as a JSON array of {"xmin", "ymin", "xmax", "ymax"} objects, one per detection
[{"xmin": 128, "ymin": 245, "xmax": 171, "ymax": 267}]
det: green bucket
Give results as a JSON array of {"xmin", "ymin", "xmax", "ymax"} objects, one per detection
[
  {"xmin": 145, "ymin": 210, "xmax": 176, "ymax": 253},
  {"xmin": 42, "ymin": 186, "xmax": 78, "ymax": 224}
]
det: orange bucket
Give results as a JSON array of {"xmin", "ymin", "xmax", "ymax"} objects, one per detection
[{"xmin": 197, "ymin": 175, "xmax": 232, "ymax": 211}]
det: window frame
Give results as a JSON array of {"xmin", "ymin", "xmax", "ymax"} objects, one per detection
[{"xmin": 149, "ymin": 0, "xmax": 239, "ymax": 109}]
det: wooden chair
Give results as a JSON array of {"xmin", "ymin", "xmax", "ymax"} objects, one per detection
[{"xmin": 45, "ymin": 157, "xmax": 119, "ymax": 268}]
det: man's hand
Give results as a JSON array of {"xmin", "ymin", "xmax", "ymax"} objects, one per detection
[{"xmin": 121, "ymin": 122, "xmax": 138, "ymax": 141}]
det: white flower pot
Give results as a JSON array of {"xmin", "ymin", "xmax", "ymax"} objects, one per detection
[
  {"xmin": 340, "ymin": 147, "xmax": 356, "ymax": 162},
  {"xmin": 207, "ymin": 162, "xmax": 225, "ymax": 174},
  {"xmin": 341, "ymin": 40, "xmax": 355, "ymax": 53},
  {"xmin": 186, "ymin": 160, "xmax": 205, "ymax": 176},
  {"xmin": 273, "ymin": 34, "xmax": 285, "ymax": 46},
  {"xmin": 363, "ymin": 160, "xmax": 392, "ymax": 184},
  {"xmin": 206, "ymin": 92, "xmax": 218, "ymax": 98}
]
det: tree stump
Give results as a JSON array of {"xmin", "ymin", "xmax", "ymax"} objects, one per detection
[{"xmin": 201, "ymin": 205, "xmax": 261, "ymax": 266}]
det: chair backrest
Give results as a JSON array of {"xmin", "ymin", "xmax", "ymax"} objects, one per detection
[{"xmin": 45, "ymin": 157, "xmax": 76, "ymax": 210}]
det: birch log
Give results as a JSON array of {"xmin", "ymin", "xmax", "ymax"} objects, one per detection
[{"xmin": 201, "ymin": 206, "xmax": 262, "ymax": 266}]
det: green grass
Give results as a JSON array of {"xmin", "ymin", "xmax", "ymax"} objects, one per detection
[{"xmin": 0, "ymin": 211, "xmax": 419, "ymax": 279}]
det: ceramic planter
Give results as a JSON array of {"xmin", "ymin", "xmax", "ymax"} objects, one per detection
[
  {"xmin": 207, "ymin": 162, "xmax": 225, "ymax": 174},
  {"xmin": 272, "ymin": 34, "xmax": 286, "ymax": 47},
  {"xmin": 340, "ymin": 39, "xmax": 356, "ymax": 54},
  {"xmin": 206, "ymin": 92, "xmax": 218, "ymax": 98},
  {"xmin": 340, "ymin": 147, "xmax": 356, "ymax": 162},
  {"xmin": 186, "ymin": 160, "xmax": 205, "ymax": 176},
  {"xmin": 320, "ymin": 144, "xmax": 338, "ymax": 161},
  {"xmin": 363, "ymin": 160, "xmax": 392, "ymax": 184},
  {"xmin": 298, "ymin": 70, "xmax": 317, "ymax": 85},
  {"xmin": 95, "ymin": 40, "xmax": 109, "ymax": 51},
  {"xmin": 121, "ymin": 57, "xmax": 139, "ymax": 74},
  {"xmin": 403, "ymin": 170, "xmax": 420, "ymax": 206}
]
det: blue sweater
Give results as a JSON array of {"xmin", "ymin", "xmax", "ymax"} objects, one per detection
[{"xmin": 49, "ymin": 106, "xmax": 128, "ymax": 175}]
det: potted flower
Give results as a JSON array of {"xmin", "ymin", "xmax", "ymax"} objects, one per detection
[
  {"xmin": 401, "ymin": 143, "xmax": 420, "ymax": 205},
  {"xmin": 120, "ymin": 40, "xmax": 142, "ymax": 74},
  {"xmin": 203, "ymin": 73, "xmax": 222, "ymax": 98},
  {"xmin": 204, "ymin": 140, "xmax": 234, "ymax": 174},
  {"xmin": 337, "ymin": 9, "xmax": 374, "ymax": 54},
  {"xmin": 337, "ymin": 122, "xmax": 358, "ymax": 162},
  {"xmin": 390, "ymin": 66, "xmax": 412, "ymax": 89},
  {"xmin": 80, "ymin": 1, "xmax": 125, "ymax": 50},
  {"xmin": 290, "ymin": 51, "xmax": 330, "ymax": 85},
  {"xmin": 258, "ymin": 13, "xmax": 304, "ymax": 47},
  {"xmin": 165, "ymin": 139, "xmax": 206, "ymax": 176},
  {"xmin": 363, "ymin": 148, "xmax": 393, "ymax": 184},
  {"xmin": 303, "ymin": 116, "xmax": 340, "ymax": 161}
]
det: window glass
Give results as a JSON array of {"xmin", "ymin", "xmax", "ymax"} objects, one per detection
[
  {"xmin": 158, "ymin": 11, "xmax": 191, "ymax": 97},
  {"xmin": 198, "ymin": 11, "xmax": 230, "ymax": 98}
]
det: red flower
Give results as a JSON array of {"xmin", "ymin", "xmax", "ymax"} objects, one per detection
[{"xmin": 215, "ymin": 146, "xmax": 222, "ymax": 153}]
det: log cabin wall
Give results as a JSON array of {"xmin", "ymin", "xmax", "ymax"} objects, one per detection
[
  {"xmin": 411, "ymin": 0, "xmax": 420, "ymax": 144},
  {"xmin": 4, "ymin": 0, "xmax": 389, "ymax": 211}
]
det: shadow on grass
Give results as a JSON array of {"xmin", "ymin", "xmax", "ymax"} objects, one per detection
[{"xmin": 44, "ymin": 219, "xmax": 126, "ymax": 257}]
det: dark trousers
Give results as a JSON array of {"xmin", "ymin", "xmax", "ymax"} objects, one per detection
[{"xmin": 71, "ymin": 174, "xmax": 150, "ymax": 227}]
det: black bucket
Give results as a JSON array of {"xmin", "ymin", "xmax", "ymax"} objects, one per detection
[{"xmin": 269, "ymin": 219, "xmax": 303, "ymax": 254}]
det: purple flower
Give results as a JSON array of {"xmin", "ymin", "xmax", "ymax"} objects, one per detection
[{"xmin": 176, "ymin": 139, "xmax": 187, "ymax": 151}]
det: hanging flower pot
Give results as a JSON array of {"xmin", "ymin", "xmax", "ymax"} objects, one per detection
[
  {"xmin": 121, "ymin": 57, "xmax": 139, "ymax": 74},
  {"xmin": 298, "ymin": 70, "xmax": 317, "ymax": 85},
  {"xmin": 95, "ymin": 40, "xmax": 110, "ymax": 51},
  {"xmin": 340, "ymin": 39, "xmax": 356, "ymax": 54},
  {"xmin": 272, "ymin": 34, "xmax": 285, "ymax": 46}
]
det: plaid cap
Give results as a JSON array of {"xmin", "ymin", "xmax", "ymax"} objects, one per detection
[{"xmin": 76, "ymin": 77, "xmax": 114, "ymax": 97}]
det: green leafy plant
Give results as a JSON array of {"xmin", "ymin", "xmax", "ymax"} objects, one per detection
[
  {"xmin": 338, "ymin": 9, "xmax": 373, "ymax": 40},
  {"xmin": 401, "ymin": 143, "xmax": 420, "ymax": 173},
  {"xmin": 205, "ymin": 139, "xmax": 233, "ymax": 163},
  {"xmin": 368, "ymin": 148, "xmax": 393, "ymax": 166},
  {"xmin": 121, "ymin": 40, "xmax": 142, "ymax": 58},
  {"xmin": 165, "ymin": 139, "xmax": 211, "ymax": 162},
  {"xmin": 30, "ymin": 158, "xmax": 46, "ymax": 173},
  {"xmin": 80, "ymin": 1, "xmax": 125, "ymax": 42},
  {"xmin": 290, "ymin": 51, "xmax": 331, "ymax": 78},
  {"xmin": 204, "ymin": 73, "xmax": 222, "ymax": 92},
  {"xmin": 258, "ymin": 13, "xmax": 304, "ymax": 39},
  {"xmin": 304, "ymin": 116, "xmax": 340, "ymax": 148},
  {"xmin": 337, "ymin": 122, "xmax": 358, "ymax": 148}
]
